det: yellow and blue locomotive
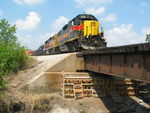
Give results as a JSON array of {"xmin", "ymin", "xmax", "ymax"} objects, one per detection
[{"xmin": 41, "ymin": 14, "xmax": 106, "ymax": 55}]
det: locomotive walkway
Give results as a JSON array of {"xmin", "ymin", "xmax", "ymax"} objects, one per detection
[{"xmin": 78, "ymin": 42, "xmax": 150, "ymax": 83}]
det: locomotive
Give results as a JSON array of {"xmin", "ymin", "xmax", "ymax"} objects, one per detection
[{"xmin": 37, "ymin": 14, "xmax": 107, "ymax": 55}]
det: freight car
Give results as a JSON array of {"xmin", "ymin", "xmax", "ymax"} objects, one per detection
[{"xmin": 37, "ymin": 14, "xmax": 107, "ymax": 55}]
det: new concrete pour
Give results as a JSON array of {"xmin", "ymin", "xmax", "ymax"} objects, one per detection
[{"xmin": 27, "ymin": 53, "xmax": 84, "ymax": 90}]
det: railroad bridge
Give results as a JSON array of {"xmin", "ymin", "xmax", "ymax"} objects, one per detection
[
  {"xmin": 78, "ymin": 42, "xmax": 150, "ymax": 83},
  {"xmin": 28, "ymin": 43, "xmax": 150, "ymax": 100}
]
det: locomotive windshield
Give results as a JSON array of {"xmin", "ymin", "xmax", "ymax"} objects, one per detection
[{"xmin": 79, "ymin": 15, "xmax": 97, "ymax": 21}]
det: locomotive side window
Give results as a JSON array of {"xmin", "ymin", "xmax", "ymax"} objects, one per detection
[
  {"xmin": 89, "ymin": 16, "xmax": 94, "ymax": 20},
  {"xmin": 75, "ymin": 18, "xmax": 80, "ymax": 25},
  {"xmin": 71, "ymin": 21, "xmax": 74, "ymax": 26},
  {"xmin": 80, "ymin": 15, "xmax": 86, "ymax": 18}
]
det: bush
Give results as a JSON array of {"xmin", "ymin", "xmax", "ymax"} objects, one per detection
[{"xmin": 0, "ymin": 19, "xmax": 28, "ymax": 89}]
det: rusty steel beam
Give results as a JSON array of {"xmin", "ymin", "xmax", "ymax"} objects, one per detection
[{"xmin": 79, "ymin": 43, "xmax": 150, "ymax": 83}]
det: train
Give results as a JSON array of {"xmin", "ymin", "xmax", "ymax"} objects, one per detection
[{"xmin": 35, "ymin": 14, "xmax": 107, "ymax": 55}]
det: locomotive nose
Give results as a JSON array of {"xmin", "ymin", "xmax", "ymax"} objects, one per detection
[{"xmin": 83, "ymin": 21, "xmax": 99, "ymax": 37}]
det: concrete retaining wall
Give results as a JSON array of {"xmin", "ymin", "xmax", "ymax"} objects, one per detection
[{"xmin": 45, "ymin": 53, "xmax": 84, "ymax": 72}]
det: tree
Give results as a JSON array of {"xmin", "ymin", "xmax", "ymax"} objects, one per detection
[
  {"xmin": 0, "ymin": 19, "xmax": 28, "ymax": 89},
  {"xmin": 146, "ymin": 34, "xmax": 150, "ymax": 42}
]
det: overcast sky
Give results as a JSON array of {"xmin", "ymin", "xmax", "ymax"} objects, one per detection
[{"xmin": 0, "ymin": 0, "xmax": 150, "ymax": 49}]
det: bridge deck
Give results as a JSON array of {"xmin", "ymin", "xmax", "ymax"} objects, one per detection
[{"xmin": 78, "ymin": 43, "xmax": 150, "ymax": 83}]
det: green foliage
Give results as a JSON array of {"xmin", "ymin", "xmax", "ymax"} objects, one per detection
[
  {"xmin": 0, "ymin": 19, "xmax": 28, "ymax": 90},
  {"xmin": 146, "ymin": 34, "xmax": 150, "ymax": 42}
]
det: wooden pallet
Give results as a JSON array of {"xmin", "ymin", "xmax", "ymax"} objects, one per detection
[{"xmin": 74, "ymin": 83, "xmax": 83, "ymax": 99}]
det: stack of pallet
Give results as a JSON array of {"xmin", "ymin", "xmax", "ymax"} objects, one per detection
[
  {"xmin": 62, "ymin": 73, "xmax": 137, "ymax": 99},
  {"xmin": 74, "ymin": 83, "xmax": 83, "ymax": 99}
]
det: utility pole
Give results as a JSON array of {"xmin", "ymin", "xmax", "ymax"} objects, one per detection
[{"xmin": 146, "ymin": 34, "xmax": 150, "ymax": 42}]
